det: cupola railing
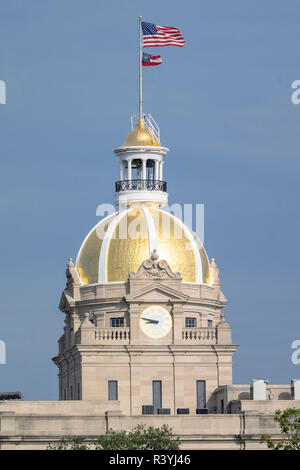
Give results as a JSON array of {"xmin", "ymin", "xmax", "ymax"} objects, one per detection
[
  {"xmin": 131, "ymin": 113, "xmax": 160, "ymax": 144},
  {"xmin": 115, "ymin": 179, "xmax": 167, "ymax": 193}
]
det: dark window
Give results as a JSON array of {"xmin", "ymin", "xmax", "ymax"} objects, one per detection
[
  {"xmin": 153, "ymin": 380, "xmax": 162, "ymax": 413},
  {"xmin": 146, "ymin": 160, "xmax": 155, "ymax": 181},
  {"xmin": 185, "ymin": 317, "xmax": 196, "ymax": 328},
  {"xmin": 77, "ymin": 383, "xmax": 80, "ymax": 400},
  {"xmin": 110, "ymin": 317, "xmax": 124, "ymax": 327},
  {"xmin": 70, "ymin": 386, "xmax": 73, "ymax": 400},
  {"xmin": 196, "ymin": 380, "xmax": 206, "ymax": 408},
  {"xmin": 63, "ymin": 389, "xmax": 66, "ymax": 400},
  {"xmin": 221, "ymin": 399, "xmax": 224, "ymax": 414},
  {"xmin": 208, "ymin": 320, "xmax": 213, "ymax": 328},
  {"xmin": 108, "ymin": 380, "xmax": 118, "ymax": 400}
]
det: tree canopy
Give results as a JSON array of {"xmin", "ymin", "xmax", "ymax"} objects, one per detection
[
  {"xmin": 47, "ymin": 424, "xmax": 180, "ymax": 450},
  {"xmin": 261, "ymin": 408, "xmax": 300, "ymax": 450}
]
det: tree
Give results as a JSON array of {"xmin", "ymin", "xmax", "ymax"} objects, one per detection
[
  {"xmin": 96, "ymin": 424, "xmax": 180, "ymax": 450},
  {"xmin": 261, "ymin": 408, "xmax": 300, "ymax": 450},
  {"xmin": 47, "ymin": 436, "xmax": 90, "ymax": 450},
  {"xmin": 47, "ymin": 424, "xmax": 180, "ymax": 450}
]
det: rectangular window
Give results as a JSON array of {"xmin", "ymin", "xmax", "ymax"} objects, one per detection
[
  {"xmin": 153, "ymin": 380, "xmax": 162, "ymax": 413},
  {"xmin": 208, "ymin": 320, "xmax": 213, "ymax": 328},
  {"xmin": 196, "ymin": 380, "xmax": 206, "ymax": 409},
  {"xmin": 77, "ymin": 383, "xmax": 80, "ymax": 400},
  {"xmin": 70, "ymin": 386, "xmax": 73, "ymax": 400},
  {"xmin": 221, "ymin": 399, "xmax": 224, "ymax": 414},
  {"xmin": 110, "ymin": 317, "xmax": 124, "ymax": 327},
  {"xmin": 63, "ymin": 389, "xmax": 66, "ymax": 400},
  {"xmin": 185, "ymin": 317, "xmax": 196, "ymax": 328},
  {"xmin": 108, "ymin": 380, "xmax": 118, "ymax": 400}
]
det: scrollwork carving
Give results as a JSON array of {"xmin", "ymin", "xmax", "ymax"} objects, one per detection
[{"xmin": 128, "ymin": 250, "xmax": 181, "ymax": 280}]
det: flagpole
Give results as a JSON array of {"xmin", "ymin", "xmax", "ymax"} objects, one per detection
[{"xmin": 139, "ymin": 16, "xmax": 143, "ymax": 120}]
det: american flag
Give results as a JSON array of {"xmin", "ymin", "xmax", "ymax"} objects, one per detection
[{"xmin": 142, "ymin": 22, "xmax": 185, "ymax": 48}]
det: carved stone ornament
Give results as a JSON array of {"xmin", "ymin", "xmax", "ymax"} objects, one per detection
[
  {"xmin": 128, "ymin": 250, "xmax": 182, "ymax": 280},
  {"xmin": 210, "ymin": 258, "xmax": 220, "ymax": 287},
  {"xmin": 66, "ymin": 258, "xmax": 81, "ymax": 288}
]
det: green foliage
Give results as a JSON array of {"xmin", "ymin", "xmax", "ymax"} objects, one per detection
[
  {"xmin": 47, "ymin": 436, "xmax": 90, "ymax": 450},
  {"xmin": 261, "ymin": 408, "xmax": 300, "ymax": 450},
  {"xmin": 46, "ymin": 424, "xmax": 180, "ymax": 450},
  {"xmin": 96, "ymin": 424, "xmax": 181, "ymax": 450}
]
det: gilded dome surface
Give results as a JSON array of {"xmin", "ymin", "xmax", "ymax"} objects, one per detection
[
  {"xmin": 76, "ymin": 207, "xmax": 210, "ymax": 285},
  {"xmin": 122, "ymin": 118, "xmax": 161, "ymax": 147}
]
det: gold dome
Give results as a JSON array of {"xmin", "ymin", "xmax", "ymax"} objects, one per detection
[
  {"xmin": 76, "ymin": 207, "xmax": 210, "ymax": 285},
  {"xmin": 122, "ymin": 118, "xmax": 161, "ymax": 147}
]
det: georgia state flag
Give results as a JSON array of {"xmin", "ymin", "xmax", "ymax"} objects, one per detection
[{"xmin": 142, "ymin": 52, "xmax": 162, "ymax": 66}]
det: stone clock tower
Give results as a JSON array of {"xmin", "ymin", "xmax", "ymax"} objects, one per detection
[{"xmin": 53, "ymin": 115, "xmax": 238, "ymax": 415}]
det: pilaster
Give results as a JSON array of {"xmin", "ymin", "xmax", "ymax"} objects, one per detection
[{"xmin": 172, "ymin": 304, "xmax": 184, "ymax": 344}]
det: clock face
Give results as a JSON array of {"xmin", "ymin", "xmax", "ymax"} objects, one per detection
[{"xmin": 140, "ymin": 306, "xmax": 172, "ymax": 339}]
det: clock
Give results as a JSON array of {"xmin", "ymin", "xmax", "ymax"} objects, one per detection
[{"xmin": 140, "ymin": 306, "xmax": 172, "ymax": 339}]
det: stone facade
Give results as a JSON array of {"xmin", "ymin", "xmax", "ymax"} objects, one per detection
[
  {"xmin": 0, "ymin": 246, "xmax": 298, "ymax": 451},
  {"xmin": 1, "ymin": 399, "xmax": 300, "ymax": 450},
  {"xmin": 52, "ymin": 256, "xmax": 237, "ymax": 415}
]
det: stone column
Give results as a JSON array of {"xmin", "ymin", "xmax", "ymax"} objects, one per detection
[
  {"xmin": 96, "ymin": 312, "xmax": 105, "ymax": 328},
  {"xmin": 65, "ymin": 315, "xmax": 71, "ymax": 349},
  {"xmin": 216, "ymin": 315, "xmax": 232, "ymax": 344},
  {"xmin": 72, "ymin": 312, "xmax": 81, "ymax": 346},
  {"xmin": 172, "ymin": 304, "xmax": 184, "ymax": 344},
  {"xmin": 129, "ymin": 304, "xmax": 140, "ymax": 345},
  {"xmin": 79, "ymin": 313, "xmax": 95, "ymax": 344}
]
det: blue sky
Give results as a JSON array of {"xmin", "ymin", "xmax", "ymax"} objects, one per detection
[{"xmin": 0, "ymin": 0, "xmax": 299, "ymax": 399}]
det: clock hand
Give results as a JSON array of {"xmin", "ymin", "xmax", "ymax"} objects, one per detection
[{"xmin": 141, "ymin": 317, "xmax": 159, "ymax": 324}]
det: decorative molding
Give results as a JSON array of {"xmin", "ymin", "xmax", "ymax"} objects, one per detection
[
  {"xmin": 125, "ymin": 282, "xmax": 189, "ymax": 303},
  {"xmin": 128, "ymin": 250, "xmax": 182, "ymax": 281}
]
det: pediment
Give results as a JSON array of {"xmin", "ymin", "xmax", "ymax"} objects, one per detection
[
  {"xmin": 59, "ymin": 289, "xmax": 75, "ymax": 312},
  {"xmin": 125, "ymin": 282, "xmax": 189, "ymax": 303}
]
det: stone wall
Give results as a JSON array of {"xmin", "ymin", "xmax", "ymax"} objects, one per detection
[{"xmin": 0, "ymin": 400, "xmax": 290, "ymax": 450}]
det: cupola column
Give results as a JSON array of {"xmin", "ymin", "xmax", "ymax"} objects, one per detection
[
  {"xmin": 120, "ymin": 161, "xmax": 124, "ymax": 180},
  {"xmin": 142, "ymin": 158, "xmax": 147, "ymax": 180},
  {"xmin": 154, "ymin": 160, "xmax": 159, "ymax": 180},
  {"xmin": 127, "ymin": 158, "xmax": 132, "ymax": 181},
  {"xmin": 160, "ymin": 161, "xmax": 164, "ymax": 180}
]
